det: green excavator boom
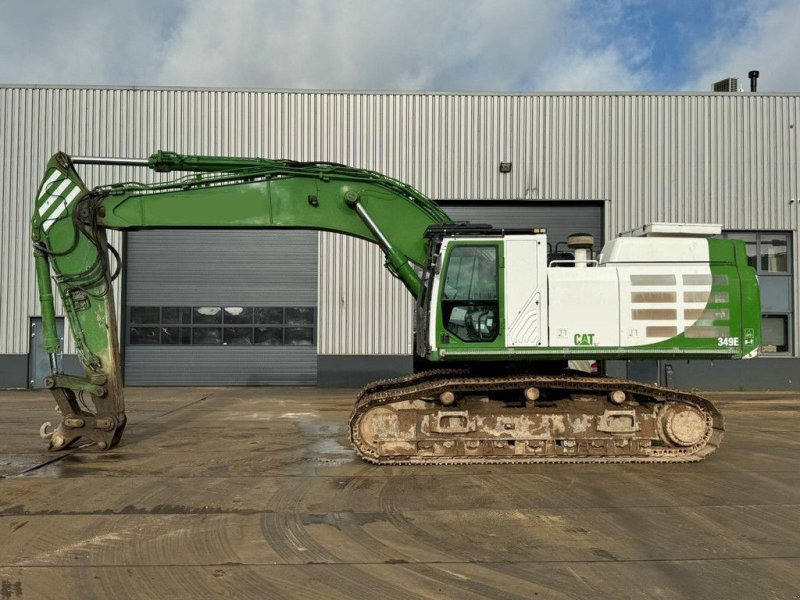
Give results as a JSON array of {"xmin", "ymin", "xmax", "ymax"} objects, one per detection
[{"xmin": 30, "ymin": 151, "xmax": 452, "ymax": 449}]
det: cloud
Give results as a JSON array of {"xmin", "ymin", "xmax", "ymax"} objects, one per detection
[
  {"xmin": 153, "ymin": 0, "xmax": 654, "ymax": 92},
  {"xmin": 156, "ymin": 0, "xmax": 555, "ymax": 90},
  {"xmin": 0, "ymin": 0, "xmax": 182, "ymax": 85},
  {"xmin": 0, "ymin": 0, "xmax": 654, "ymax": 92},
  {"xmin": 2, "ymin": 0, "xmax": 796, "ymax": 93},
  {"xmin": 685, "ymin": 0, "xmax": 800, "ymax": 92}
]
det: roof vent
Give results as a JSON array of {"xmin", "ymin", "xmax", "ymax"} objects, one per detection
[
  {"xmin": 748, "ymin": 70, "xmax": 760, "ymax": 92},
  {"xmin": 619, "ymin": 223, "xmax": 722, "ymax": 238},
  {"xmin": 712, "ymin": 77, "xmax": 739, "ymax": 92}
]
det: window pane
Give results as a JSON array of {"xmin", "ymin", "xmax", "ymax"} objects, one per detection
[
  {"xmin": 254, "ymin": 327, "xmax": 283, "ymax": 345},
  {"xmin": 192, "ymin": 327, "xmax": 222, "ymax": 344},
  {"xmin": 224, "ymin": 327, "xmax": 254, "ymax": 345},
  {"xmin": 255, "ymin": 307, "xmax": 284, "ymax": 324},
  {"xmin": 761, "ymin": 315, "xmax": 789, "ymax": 353},
  {"xmin": 285, "ymin": 327, "xmax": 314, "ymax": 345},
  {"xmin": 760, "ymin": 234, "xmax": 789, "ymax": 272},
  {"xmin": 162, "ymin": 307, "xmax": 191, "ymax": 324},
  {"xmin": 130, "ymin": 326, "xmax": 160, "ymax": 344},
  {"xmin": 443, "ymin": 246, "xmax": 497, "ymax": 301},
  {"xmin": 161, "ymin": 327, "xmax": 190, "ymax": 345},
  {"xmin": 224, "ymin": 307, "xmax": 253, "ymax": 324},
  {"xmin": 193, "ymin": 307, "xmax": 222, "ymax": 324},
  {"xmin": 443, "ymin": 305, "xmax": 499, "ymax": 342},
  {"xmin": 285, "ymin": 307, "xmax": 314, "ymax": 325},
  {"xmin": 441, "ymin": 245, "xmax": 500, "ymax": 343},
  {"xmin": 130, "ymin": 307, "xmax": 160, "ymax": 324}
]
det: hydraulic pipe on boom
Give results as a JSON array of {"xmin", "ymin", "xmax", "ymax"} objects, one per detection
[{"xmin": 31, "ymin": 151, "xmax": 451, "ymax": 450}]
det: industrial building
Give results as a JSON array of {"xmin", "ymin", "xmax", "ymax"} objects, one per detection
[{"xmin": 1, "ymin": 84, "xmax": 797, "ymax": 390}]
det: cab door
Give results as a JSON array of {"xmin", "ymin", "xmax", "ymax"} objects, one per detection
[{"xmin": 435, "ymin": 240, "xmax": 505, "ymax": 353}]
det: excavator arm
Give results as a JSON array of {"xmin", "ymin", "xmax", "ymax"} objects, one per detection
[{"xmin": 31, "ymin": 151, "xmax": 451, "ymax": 450}]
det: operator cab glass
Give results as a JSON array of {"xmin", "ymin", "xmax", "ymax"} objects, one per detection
[{"xmin": 441, "ymin": 245, "xmax": 499, "ymax": 342}]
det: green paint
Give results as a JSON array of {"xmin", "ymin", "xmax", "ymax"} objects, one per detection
[
  {"xmin": 100, "ymin": 156, "xmax": 450, "ymax": 294},
  {"xmin": 573, "ymin": 333, "xmax": 596, "ymax": 346},
  {"xmin": 31, "ymin": 152, "xmax": 453, "ymax": 385},
  {"xmin": 434, "ymin": 240, "xmax": 507, "ymax": 354}
]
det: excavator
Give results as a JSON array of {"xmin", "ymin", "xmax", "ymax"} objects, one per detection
[{"xmin": 31, "ymin": 151, "xmax": 761, "ymax": 464}]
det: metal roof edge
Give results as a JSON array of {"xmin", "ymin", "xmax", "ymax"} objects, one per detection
[{"xmin": 1, "ymin": 83, "xmax": 800, "ymax": 98}]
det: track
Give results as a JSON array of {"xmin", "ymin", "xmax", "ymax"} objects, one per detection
[{"xmin": 350, "ymin": 371, "xmax": 724, "ymax": 464}]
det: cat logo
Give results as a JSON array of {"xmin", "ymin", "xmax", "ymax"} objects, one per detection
[{"xmin": 573, "ymin": 333, "xmax": 596, "ymax": 346}]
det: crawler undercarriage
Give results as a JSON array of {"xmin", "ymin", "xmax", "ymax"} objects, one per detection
[{"xmin": 350, "ymin": 370, "xmax": 724, "ymax": 464}]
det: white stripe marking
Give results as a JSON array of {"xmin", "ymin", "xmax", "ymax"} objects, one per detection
[
  {"xmin": 38, "ymin": 180, "xmax": 72, "ymax": 218},
  {"xmin": 42, "ymin": 186, "xmax": 82, "ymax": 232},
  {"xmin": 37, "ymin": 170, "xmax": 62, "ymax": 201}
]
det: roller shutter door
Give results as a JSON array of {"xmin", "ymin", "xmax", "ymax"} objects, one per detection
[
  {"xmin": 440, "ymin": 201, "xmax": 604, "ymax": 254},
  {"xmin": 124, "ymin": 230, "xmax": 318, "ymax": 385}
]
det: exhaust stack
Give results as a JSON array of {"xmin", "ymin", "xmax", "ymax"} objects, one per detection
[{"xmin": 748, "ymin": 70, "xmax": 760, "ymax": 92}]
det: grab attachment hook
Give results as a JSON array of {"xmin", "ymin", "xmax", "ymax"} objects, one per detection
[{"xmin": 39, "ymin": 421, "xmax": 54, "ymax": 440}]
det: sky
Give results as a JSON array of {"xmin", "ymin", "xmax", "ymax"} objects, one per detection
[{"xmin": 0, "ymin": 0, "xmax": 798, "ymax": 93}]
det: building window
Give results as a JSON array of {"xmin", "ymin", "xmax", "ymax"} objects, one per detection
[
  {"xmin": 761, "ymin": 315, "xmax": 789, "ymax": 353},
  {"xmin": 723, "ymin": 231, "xmax": 793, "ymax": 355},
  {"xmin": 128, "ymin": 306, "xmax": 315, "ymax": 346},
  {"xmin": 730, "ymin": 232, "xmax": 790, "ymax": 273}
]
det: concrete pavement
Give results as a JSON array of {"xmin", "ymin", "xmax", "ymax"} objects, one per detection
[{"xmin": 1, "ymin": 387, "xmax": 799, "ymax": 599}]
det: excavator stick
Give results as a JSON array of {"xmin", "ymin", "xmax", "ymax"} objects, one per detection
[{"xmin": 31, "ymin": 153, "xmax": 126, "ymax": 449}]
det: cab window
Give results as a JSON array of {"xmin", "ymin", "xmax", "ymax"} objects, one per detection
[{"xmin": 441, "ymin": 245, "xmax": 499, "ymax": 342}]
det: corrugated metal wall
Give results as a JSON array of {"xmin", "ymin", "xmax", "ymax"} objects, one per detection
[
  {"xmin": 2, "ymin": 86, "xmax": 799, "ymax": 358},
  {"xmin": 441, "ymin": 203, "xmax": 604, "ymax": 251},
  {"xmin": 318, "ymin": 234, "xmax": 415, "ymax": 355}
]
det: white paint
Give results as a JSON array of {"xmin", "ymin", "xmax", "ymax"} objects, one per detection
[
  {"xmin": 620, "ymin": 222, "xmax": 722, "ymax": 238},
  {"xmin": 600, "ymin": 237, "xmax": 712, "ymax": 264},
  {"xmin": 42, "ymin": 185, "xmax": 82, "ymax": 232},
  {"xmin": 431, "ymin": 228, "xmax": 719, "ymax": 353},
  {"xmin": 36, "ymin": 169, "xmax": 62, "ymax": 200},
  {"xmin": 616, "ymin": 263, "xmax": 712, "ymax": 345},
  {"xmin": 37, "ymin": 178, "xmax": 71, "ymax": 217},
  {"xmin": 573, "ymin": 247, "xmax": 589, "ymax": 267},
  {"xmin": 427, "ymin": 239, "xmax": 448, "ymax": 354},
  {"xmin": 548, "ymin": 267, "xmax": 620, "ymax": 347},
  {"xmin": 504, "ymin": 235, "xmax": 547, "ymax": 347}
]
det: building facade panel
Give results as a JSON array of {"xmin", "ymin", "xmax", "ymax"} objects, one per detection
[
  {"xmin": 318, "ymin": 233, "xmax": 413, "ymax": 356},
  {"xmin": 1, "ymin": 85, "xmax": 799, "ymax": 385}
]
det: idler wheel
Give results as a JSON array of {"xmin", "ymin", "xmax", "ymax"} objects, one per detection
[{"xmin": 663, "ymin": 407, "xmax": 706, "ymax": 446}]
